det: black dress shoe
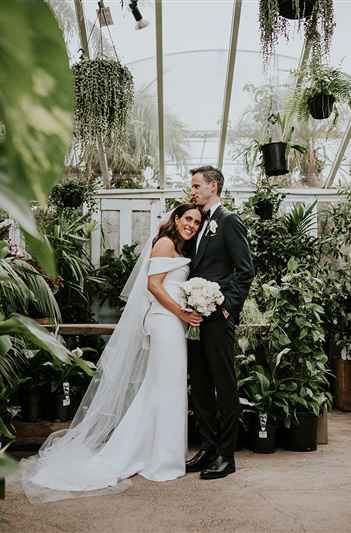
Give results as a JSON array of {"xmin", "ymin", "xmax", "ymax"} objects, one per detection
[
  {"xmin": 200, "ymin": 455, "xmax": 236, "ymax": 480},
  {"xmin": 186, "ymin": 448, "xmax": 218, "ymax": 473}
]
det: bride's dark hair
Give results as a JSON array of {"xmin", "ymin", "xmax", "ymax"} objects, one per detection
[{"xmin": 153, "ymin": 203, "xmax": 203, "ymax": 255}]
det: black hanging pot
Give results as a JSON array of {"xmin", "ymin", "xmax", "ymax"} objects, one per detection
[
  {"xmin": 282, "ymin": 412, "xmax": 318, "ymax": 451},
  {"xmin": 278, "ymin": 0, "xmax": 315, "ymax": 19},
  {"xmin": 261, "ymin": 142, "xmax": 288, "ymax": 177},
  {"xmin": 60, "ymin": 188, "xmax": 84, "ymax": 208},
  {"xmin": 308, "ymin": 93, "xmax": 336, "ymax": 120},
  {"xmin": 249, "ymin": 414, "xmax": 277, "ymax": 454},
  {"xmin": 254, "ymin": 199, "xmax": 274, "ymax": 220}
]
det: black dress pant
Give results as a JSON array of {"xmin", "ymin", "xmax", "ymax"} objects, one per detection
[{"xmin": 188, "ymin": 314, "xmax": 239, "ymax": 460}]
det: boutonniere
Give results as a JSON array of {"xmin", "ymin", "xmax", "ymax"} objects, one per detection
[{"xmin": 206, "ymin": 220, "xmax": 218, "ymax": 237}]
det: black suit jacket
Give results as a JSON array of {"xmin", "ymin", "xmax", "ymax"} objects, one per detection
[{"xmin": 189, "ymin": 206, "xmax": 255, "ymax": 324}]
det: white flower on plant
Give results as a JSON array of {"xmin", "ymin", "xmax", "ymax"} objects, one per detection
[{"xmin": 71, "ymin": 347, "xmax": 83, "ymax": 358}]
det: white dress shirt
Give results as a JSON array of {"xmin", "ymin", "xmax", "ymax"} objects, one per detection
[{"xmin": 195, "ymin": 201, "xmax": 221, "ymax": 252}]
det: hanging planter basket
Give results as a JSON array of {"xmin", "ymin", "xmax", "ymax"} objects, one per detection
[
  {"xmin": 278, "ymin": 0, "xmax": 315, "ymax": 19},
  {"xmin": 72, "ymin": 58, "xmax": 134, "ymax": 146},
  {"xmin": 308, "ymin": 93, "xmax": 336, "ymax": 119},
  {"xmin": 261, "ymin": 142, "xmax": 288, "ymax": 177}
]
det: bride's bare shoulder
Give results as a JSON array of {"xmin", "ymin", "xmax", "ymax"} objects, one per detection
[{"xmin": 151, "ymin": 236, "xmax": 176, "ymax": 258}]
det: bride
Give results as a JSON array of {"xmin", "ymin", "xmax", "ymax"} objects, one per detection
[{"xmin": 22, "ymin": 203, "xmax": 203, "ymax": 502}]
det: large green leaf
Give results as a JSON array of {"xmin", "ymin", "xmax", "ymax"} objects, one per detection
[
  {"xmin": 0, "ymin": 0, "xmax": 72, "ymax": 274},
  {"xmin": 0, "ymin": 314, "xmax": 70, "ymax": 363},
  {"xmin": 0, "ymin": 447, "xmax": 18, "ymax": 477},
  {"xmin": 24, "ymin": 231, "xmax": 56, "ymax": 278},
  {"xmin": 0, "ymin": 0, "xmax": 73, "ymax": 202},
  {"xmin": 0, "ymin": 416, "xmax": 15, "ymax": 440}
]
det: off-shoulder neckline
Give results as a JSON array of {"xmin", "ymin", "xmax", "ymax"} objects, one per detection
[{"xmin": 149, "ymin": 256, "xmax": 190, "ymax": 261}]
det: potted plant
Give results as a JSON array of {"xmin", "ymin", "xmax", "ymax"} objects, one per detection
[
  {"xmin": 237, "ymin": 113, "xmax": 305, "ymax": 178},
  {"xmin": 235, "ymin": 350, "xmax": 285, "ymax": 453},
  {"xmin": 259, "ymin": 0, "xmax": 335, "ymax": 64},
  {"xmin": 320, "ymin": 260, "xmax": 351, "ymax": 411},
  {"xmin": 17, "ymin": 348, "xmax": 54, "ymax": 421},
  {"xmin": 293, "ymin": 64, "xmax": 351, "ymax": 121},
  {"xmin": 49, "ymin": 177, "xmax": 99, "ymax": 211},
  {"xmin": 247, "ymin": 185, "xmax": 286, "ymax": 220},
  {"xmin": 72, "ymin": 57, "xmax": 134, "ymax": 146},
  {"xmin": 234, "ymin": 324, "xmax": 308, "ymax": 454},
  {"xmin": 43, "ymin": 347, "xmax": 96, "ymax": 421},
  {"xmin": 263, "ymin": 260, "xmax": 332, "ymax": 451}
]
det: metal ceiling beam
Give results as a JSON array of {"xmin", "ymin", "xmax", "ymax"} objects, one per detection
[
  {"xmin": 155, "ymin": 0, "xmax": 165, "ymax": 189},
  {"xmin": 217, "ymin": 0, "xmax": 242, "ymax": 170},
  {"xmin": 324, "ymin": 117, "xmax": 351, "ymax": 188},
  {"xmin": 74, "ymin": 0, "xmax": 111, "ymax": 187}
]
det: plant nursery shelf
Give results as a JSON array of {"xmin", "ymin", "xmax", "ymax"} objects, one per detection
[
  {"xmin": 45, "ymin": 323, "xmax": 117, "ymax": 335},
  {"xmin": 11, "ymin": 420, "xmax": 71, "ymax": 451}
]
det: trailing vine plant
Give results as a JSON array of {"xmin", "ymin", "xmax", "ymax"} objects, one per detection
[
  {"xmin": 259, "ymin": 0, "xmax": 335, "ymax": 65},
  {"xmin": 72, "ymin": 57, "xmax": 134, "ymax": 147}
]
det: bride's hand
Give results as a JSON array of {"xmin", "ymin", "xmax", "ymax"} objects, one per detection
[{"xmin": 179, "ymin": 310, "xmax": 203, "ymax": 326}]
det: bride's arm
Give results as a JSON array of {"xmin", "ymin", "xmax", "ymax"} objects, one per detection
[{"xmin": 147, "ymin": 237, "xmax": 202, "ymax": 327}]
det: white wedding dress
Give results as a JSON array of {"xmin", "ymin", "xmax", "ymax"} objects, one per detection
[{"xmin": 22, "ymin": 257, "xmax": 190, "ymax": 500}]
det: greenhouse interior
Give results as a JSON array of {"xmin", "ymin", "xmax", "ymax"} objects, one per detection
[{"xmin": 1, "ymin": 0, "xmax": 351, "ymax": 531}]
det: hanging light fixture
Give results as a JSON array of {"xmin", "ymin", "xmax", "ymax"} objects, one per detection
[{"xmin": 129, "ymin": 1, "xmax": 149, "ymax": 30}]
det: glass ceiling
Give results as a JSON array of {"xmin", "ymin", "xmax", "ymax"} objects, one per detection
[{"xmin": 52, "ymin": 0, "xmax": 351, "ymax": 190}]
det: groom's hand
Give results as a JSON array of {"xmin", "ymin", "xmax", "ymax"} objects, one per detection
[{"xmin": 179, "ymin": 310, "xmax": 203, "ymax": 326}]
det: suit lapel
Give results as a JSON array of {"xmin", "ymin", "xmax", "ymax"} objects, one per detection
[{"xmin": 191, "ymin": 205, "xmax": 224, "ymax": 271}]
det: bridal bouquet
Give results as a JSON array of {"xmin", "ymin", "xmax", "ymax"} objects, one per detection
[{"xmin": 180, "ymin": 277, "xmax": 224, "ymax": 340}]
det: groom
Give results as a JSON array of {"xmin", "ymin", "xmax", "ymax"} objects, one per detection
[{"xmin": 187, "ymin": 165, "xmax": 254, "ymax": 480}]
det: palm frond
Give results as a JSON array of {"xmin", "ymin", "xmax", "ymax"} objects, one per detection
[
  {"xmin": 0, "ymin": 336, "xmax": 26, "ymax": 389},
  {"xmin": 12, "ymin": 260, "xmax": 61, "ymax": 322},
  {"xmin": 283, "ymin": 201, "xmax": 317, "ymax": 237}
]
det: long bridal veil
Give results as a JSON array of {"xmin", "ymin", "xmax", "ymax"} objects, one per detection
[{"xmin": 21, "ymin": 213, "xmax": 167, "ymax": 503}]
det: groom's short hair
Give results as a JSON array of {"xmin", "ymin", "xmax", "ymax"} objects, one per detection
[{"xmin": 190, "ymin": 165, "xmax": 224, "ymax": 196}]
